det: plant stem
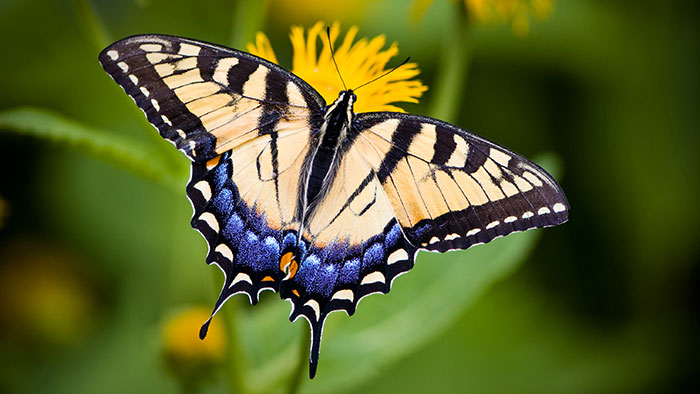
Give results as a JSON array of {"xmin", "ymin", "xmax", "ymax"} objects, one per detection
[
  {"xmin": 428, "ymin": 2, "xmax": 470, "ymax": 123},
  {"xmin": 71, "ymin": 0, "xmax": 110, "ymax": 52},
  {"xmin": 287, "ymin": 324, "xmax": 310, "ymax": 394},
  {"xmin": 230, "ymin": 0, "xmax": 270, "ymax": 49}
]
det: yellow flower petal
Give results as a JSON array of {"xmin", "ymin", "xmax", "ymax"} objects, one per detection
[
  {"xmin": 248, "ymin": 21, "xmax": 428, "ymax": 113},
  {"xmin": 246, "ymin": 32, "xmax": 278, "ymax": 64}
]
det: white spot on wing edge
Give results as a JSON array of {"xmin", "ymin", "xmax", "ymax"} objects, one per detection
[
  {"xmin": 106, "ymin": 50, "xmax": 119, "ymax": 60},
  {"xmin": 553, "ymin": 203, "xmax": 567, "ymax": 213},
  {"xmin": 429, "ymin": 236, "xmax": 440, "ymax": 244},
  {"xmin": 304, "ymin": 299, "xmax": 321, "ymax": 321},
  {"xmin": 117, "ymin": 62, "xmax": 128, "ymax": 72},
  {"xmin": 361, "ymin": 271, "xmax": 385, "ymax": 285},
  {"xmin": 139, "ymin": 86, "xmax": 150, "ymax": 96},
  {"xmin": 129, "ymin": 74, "xmax": 139, "ymax": 84},
  {"xmin": 522, "ymin": 211, "xmax": 534, "ymax": 219},
  {"xmin": 198, "ymin": 212, "xmax": 219, "ymax": 232},
  {"xmin": 215, "ymin": 244, "xmax": 233, "ymax": 261},
  {"xmin": 151, "ymin": 99, "xmax": 160, "ymax": 111},
  {"xmin": 486, "ymin": 221, "xmax": 500, "ymax": 229},
  {"xmin": 445, "ymin": 233, "xmax": 460, "ymax": 241},
  {"xmin": 466, "ymin": 228, "xmax": 481, "ymax": 237},
  {"xmin": 504, "ymin": 216, "xmax": 517, "ymax": 223},
  {"xmin": 231, "ymin": 272, "xmax": 252, "ymax": 287},
  {"xmin": 331, "ymin": 289, "xmax": 354, "ymax": 302},
  {"xmin": 194, "ymin": 180, "xmax": 212, "ymax": 201},
  {"xmin": 538, "ymin": 207, "xmax": 551, "ymax": 215},
  {"xmin": 387, "ymin": 249, "xmax": 408, "ymax": 265}
]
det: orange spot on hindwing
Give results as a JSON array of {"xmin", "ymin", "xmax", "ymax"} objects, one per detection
[
  {"xmin": 279, "ymin": 251, "xmax": 299, "ymax": 280},
  {"xmin": 261, "ymin": 276, "xmax": 275, "ymax": 282}
]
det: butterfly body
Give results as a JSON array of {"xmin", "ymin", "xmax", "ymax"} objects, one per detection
[
  {"xmin": 99, "ymin": 34, "xmax": 569, "ymax": 378},
  {"xmin": 299, "ymin": 90, "xmax": 356, "ymax": 233}
]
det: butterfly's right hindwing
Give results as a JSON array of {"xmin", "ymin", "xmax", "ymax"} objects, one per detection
[{"xmin": 99, "ymin": 34, "xmax": 325, "ymax": 162}]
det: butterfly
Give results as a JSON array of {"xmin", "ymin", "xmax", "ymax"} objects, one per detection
[{"xmin": 99, "ymin": 34, "xmax": 568, "ymax": 378}]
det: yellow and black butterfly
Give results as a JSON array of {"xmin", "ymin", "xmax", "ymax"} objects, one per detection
[{"xmin": 99, "ymin": 34, "xmax": 568, "ymax": 378}]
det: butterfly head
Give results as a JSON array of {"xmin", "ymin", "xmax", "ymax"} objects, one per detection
[
  {"xmin": 325, "ymin": 89, "xmax": 357, "ymax": 126},
  {"xmin": 336, "ymin": 89, "xmax": 357, "ymax": 110}
]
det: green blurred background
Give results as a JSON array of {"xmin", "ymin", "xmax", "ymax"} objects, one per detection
[{"xmin": 0, "ymin": 0, "xmax": 698, "ymax": 393}]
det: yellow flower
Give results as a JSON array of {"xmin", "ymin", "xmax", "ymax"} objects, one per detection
[
  {"xmin": 247, "ymin": 21, "xmax": 428, "ymax": 113},
  {"xmin": 467, "ymin": 0, "xmax": 553, "ymax": 35}
]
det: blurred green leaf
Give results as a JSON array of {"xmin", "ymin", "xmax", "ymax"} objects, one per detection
[{"xmin": 0, "ymin": 106, "xmax": 178, "ymax": 189}]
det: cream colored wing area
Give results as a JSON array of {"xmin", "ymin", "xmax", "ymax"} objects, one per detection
[
  {"xmin": 355, "ymin": 127, "xmax": 473, "ymax": 230},
  {"xmin": 228, "ymin": 119, "xmax": 312, "ymax": 230},
  {"xmin": 161, "ymin": 70, "xmax": 312, "ymax": 156},
  {"xmin": 305, "ymin": 146, "xmax": 397, "ymax": 248}
]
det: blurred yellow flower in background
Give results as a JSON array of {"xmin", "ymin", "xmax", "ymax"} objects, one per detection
[
  {"xmin": 0, "ymin": 238, "xmax": 98, "ymax": 348},
  {"xmin": 248, "ymin": 21, "xmax": 428, "ymax": 113},
  {"xmin": 162, "ymin": 306, "xmax": 227, "ymax": 361},
  {"xmin": 467, "ymin": 0, "xmax": 553, "ymax": 35},
  {"xmin": 411, "ymin": 0, "xmax": 553, "ymax": 35},
  {"xmin": 161, "ymin": 306, "xmax": 227, "ymax": 388}
]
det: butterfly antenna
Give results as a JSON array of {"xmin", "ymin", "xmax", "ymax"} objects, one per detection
[
  {"xmin": 326, "ymin": 26, "xmax": 347, "ymax": 90},
  {"xmin": 353, "ymin": 57, "xmax": 411, "ymax": 92}
]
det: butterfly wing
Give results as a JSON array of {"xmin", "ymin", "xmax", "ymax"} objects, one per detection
[
  {"xmin": 99, "ymin": 34, "xmax": 324, "ymax": 161},
  {"xmin": 354, "ymin": 112, "xmax": 569, "ymax": 251},
  {"xmin": 99, "ymin": 34, "xmax": 326, "ymax": 332}
]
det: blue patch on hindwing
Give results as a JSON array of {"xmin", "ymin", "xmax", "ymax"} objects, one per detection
[{"xmin": 293, "ymin": 219, "xmax": 406, "ymax": 295}]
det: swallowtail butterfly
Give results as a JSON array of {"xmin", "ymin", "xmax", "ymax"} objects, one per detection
[{"xmin": 99, "ymin": 34, "xmax": 569, "ymax": 378}]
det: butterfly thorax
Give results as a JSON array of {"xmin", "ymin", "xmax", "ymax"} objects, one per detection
[{"xmin": 299, "ymin": 90, "xmax": 357, "ymax": 222}]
